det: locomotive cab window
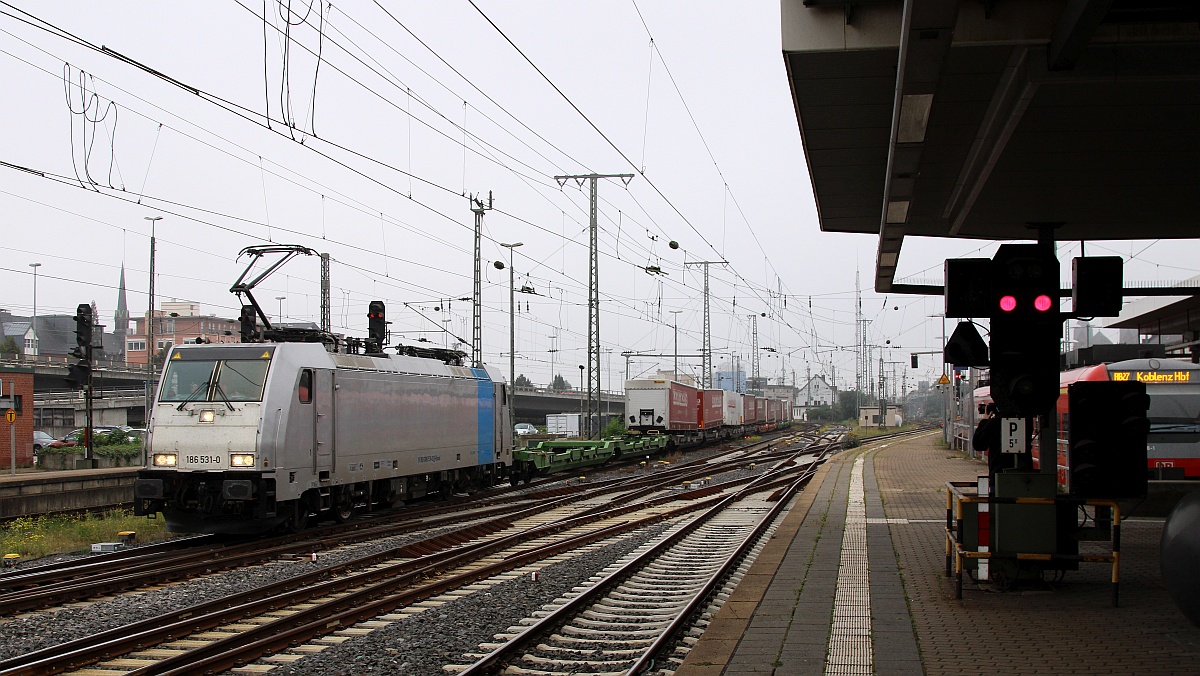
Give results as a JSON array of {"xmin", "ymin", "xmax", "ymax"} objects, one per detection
[
  {"xmin": 215, "ymin": 360, "xmax": 270, "ymax": 401},
  {"xmin": 160, "ymin": 357, "xmax": 270, "ymax": 403},
  {"xmin": 160, "ymin": 360, "xmax": 217, "ymax": 402},
  {"xmin": 298, "ymin": 369, "xmax": 312, "ymax": 404}
]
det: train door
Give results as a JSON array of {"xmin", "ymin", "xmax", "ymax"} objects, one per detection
[
  {"xmin": 494, "ymin": 383, "xmax": 512, "ymax": 461},
  {"xmin": 314, "ymin": 369, "xmax": 335, "ymax": 477}
]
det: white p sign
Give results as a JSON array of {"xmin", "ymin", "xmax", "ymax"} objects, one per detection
[{"xmin": 1001, "ymin": 417, "xmax": 1026, "ymax": 454}]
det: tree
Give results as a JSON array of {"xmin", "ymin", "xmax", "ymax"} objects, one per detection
[
  {"xmin": 807, "ymin": 405, "xmax": 837, "ymax": 422},
  {"xmin": 551, "ymin": 374, "xmax": 571, "ymax": 391},
  {"xmin": 514, "ymin": 374, "xmax": 532, "ymax": 388},
  {"xmin": 151, "ymin": 343, "xmax": 172, "ymax": 371},
  {"xmin": 0, "ymin": 336, "xmax": 19, "ymax": 356}
]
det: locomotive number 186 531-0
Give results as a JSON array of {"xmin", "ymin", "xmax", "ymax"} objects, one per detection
[{"xmin": 186, "ymin": 455, "xmax": 222, "ymax": 465}]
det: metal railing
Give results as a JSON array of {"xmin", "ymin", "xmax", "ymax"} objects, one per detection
[{"xmin": 944, "ymin": 481, "xmax": 1121, "ymax": 606}]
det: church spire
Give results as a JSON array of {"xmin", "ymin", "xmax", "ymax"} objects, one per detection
[{"xmin": 115, "ymin": 263, "xmax": 130, "ymax": 339}]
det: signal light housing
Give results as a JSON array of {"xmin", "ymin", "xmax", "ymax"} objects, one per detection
[
  {"xmin": 239, "ymin": 305, "xmax": 258, "ymax": 343},
  {"xmin": 988, "ymin": 244, "xmax": 1062, "ymax": 418},
  {"xmin": 74, "ymin": 304, "xmax": 93, "ymax": 348},
  {"xmin": 367, "ymin": 300, "xmax": 386, "ymax": 352},
  {"xmin": 66, "ymin": 360, "xmax": 90, "ymax": 389},
  {"xmin": 1068, "ymin": 381, "xmax": 1149, "ymax": 499}
]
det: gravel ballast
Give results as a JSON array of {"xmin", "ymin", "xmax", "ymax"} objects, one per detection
[{"xmin": 254, "ymin": 521, "xmax": 677, "ymax": 676}]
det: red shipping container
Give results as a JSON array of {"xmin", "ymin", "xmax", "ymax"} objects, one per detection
[
  {"xmin": 667, "ymin": 381, "xmax": 700, "ymax": 430},
  {"xmin": 700, "ymin": 390, "xmax": 724, "ymax": 429}
]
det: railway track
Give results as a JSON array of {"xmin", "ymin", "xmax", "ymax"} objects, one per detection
[
  {"xmin": 455, "ymin": 436, "xmax": 835, "ymax": 676},
  {"xmin": 0, "ymin": 430, "xmax": 830, "ymax": 675},
  {"xmin": 0, "ymin": 430, "xmax": 813, "ymax": 614}
]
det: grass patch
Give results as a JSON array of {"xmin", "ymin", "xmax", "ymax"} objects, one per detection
[{"xmin": 0, "ymin": 509, "xmax": 174, "ymax": 562}]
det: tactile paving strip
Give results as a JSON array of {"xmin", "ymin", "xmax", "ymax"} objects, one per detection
[{"xmin": 825, "ymin": 456, "xmax": 871, "ymax": 676}]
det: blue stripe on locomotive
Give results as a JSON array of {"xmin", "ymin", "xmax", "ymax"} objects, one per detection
[{"xmin": 471, "ymin": 368, "xmax": 495, "ymax": 464}]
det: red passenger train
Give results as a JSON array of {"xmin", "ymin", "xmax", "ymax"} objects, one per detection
[{"xmin": 975, "ymin": 358, "xmax": 1200, "ymax": 488}]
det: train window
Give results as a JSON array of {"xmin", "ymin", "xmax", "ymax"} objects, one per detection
[
  {"xmin": 160, "ymin": 360, "xmax": 216, "ymax": 402},
  {"xmin": 298, "ymin": 369, "xmax": 312, "ymax": 404},
  {"xmin": 215, "ymin": 359, "xmax": 270, "ymax": 401}
]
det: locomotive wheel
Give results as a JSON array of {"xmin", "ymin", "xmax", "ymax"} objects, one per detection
[
  {"xmin": 332, "ymin": 490, "xmax": 355, "ymax": 523},
  {"xmin": 290, "ymin": 502, "xmax": 310, "ymax": 532}
]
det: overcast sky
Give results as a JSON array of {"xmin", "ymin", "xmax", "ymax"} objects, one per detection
[{"xmin": 3, "ymin": 1, "xmax": 1197, "ymax": 391}]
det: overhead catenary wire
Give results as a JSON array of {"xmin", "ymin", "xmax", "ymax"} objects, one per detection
[{"xmin": 0, "ymin": 2, "xmax": 890, "ymax": 368}]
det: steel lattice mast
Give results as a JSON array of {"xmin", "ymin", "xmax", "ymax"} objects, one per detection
[
  {"xmin": 684, "ymin": 261, "xmax": 725, "ymax": 388},
  {"xmin": 555, "ymin": 173, "xmax": 633, "ymax": 438},
  {"xmin": 470, "ymin": 192, "xmax": 493, "ymax": 368},
  {"xmin": 750, "ymin": 314, "xmax": 760, "ymax": 393},
  {"xmin": 320, "ymin": 253, "xmax": 331, "ymax": 334}
]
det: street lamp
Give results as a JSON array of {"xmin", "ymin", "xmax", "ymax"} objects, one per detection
[
  {"xmin": 144, "ymin": 215, "xmax": 162, "ymax": 430},
  {"xmin": 668, "ymin": 310, "xmax": 682, "ymax": 381},
  {"xmin": 28, "ymin": 263, "xmax": 41, "ymax": 358},
  {"xmin": 498, "ymin": 242, "xmax": 523, "ymax": 392},
  {"xmin": 276, "ymin": 296, "xmax": 286, "ymax": 325},
  {"xmin": 578, "ymin": 364, "xmax": 585, "ymax": 434}
]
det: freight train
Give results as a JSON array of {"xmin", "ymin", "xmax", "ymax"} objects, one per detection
[
  {"xmin": 624, "ymin": 378, "xmax": 792, "ymax": 446},
  {"xmin": 133, "ymin": 341, "xmax": 512, "ymax": 534},
  {"xmin": 509, "ymin": 378, "xmax": 795, "ymax": 484},
  {"xmin": 974, "ymin": 358, "xmax": 1200, "ymax": 488}
]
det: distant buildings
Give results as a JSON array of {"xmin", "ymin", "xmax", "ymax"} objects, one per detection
[
  {"xmin": 126, "ymin": 302, "xmax": 240, "ymax": 366},
  {"xmin": 1, "ymin": 268, "xmax": 240, "ymax": 366},
  {"xmin": 794, "ymin": 374, "xmax": 836, "ymax": 421}
]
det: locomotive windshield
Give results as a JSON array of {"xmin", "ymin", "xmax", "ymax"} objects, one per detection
[{"xmin": 160, "ymin": 358, "xmax": 271, "ymax": 403}]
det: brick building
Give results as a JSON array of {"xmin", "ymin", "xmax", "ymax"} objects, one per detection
[
  {"xmin": 126, "ymin": 302, "xmax": 240, "ymax": 366},
  {"xmin": 0, "ymin": 367, "xmax": 35, "ymax": 469}
]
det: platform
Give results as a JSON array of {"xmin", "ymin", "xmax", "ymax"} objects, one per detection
[
  {"xmin": 0, "ymin": 467, "xmax": 137, "ymax": 519},
  {"xmin": 677, "ymin": 432, "xmax": 1200, "ymax": 675}
]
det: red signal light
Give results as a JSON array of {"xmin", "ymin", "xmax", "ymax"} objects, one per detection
[
  {"xmin": 999, "ymin": 295, "xmax": 1017, "ymax": 312},
  {"xmin": 1034, "ymin": 294, "xmax": 1053, "ymax": 312}
]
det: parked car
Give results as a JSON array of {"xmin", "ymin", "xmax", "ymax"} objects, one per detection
[
  {"xmin": 50, "ymin": 426, "xmax": 122, "ymax": 448},
  {"xmin": 32, "ymin": 431, "xmax": 55, "ymax": 452},
  {"xmin": 514, "ymin": 423, "xmax": 538, "ymax": 436}
]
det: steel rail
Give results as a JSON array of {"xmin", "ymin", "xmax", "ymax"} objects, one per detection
[
  {"xmin": 626, "ymin": 443, "xmax": 841, "ymax": 674},
  {"xmin": 0, "ymin": 447, "xmax": 800, "ymax": 675},
  {"xmin": 134, "ymin": 495, "xmax": 740, "ymax": 674},
  {"xmin": 458, "ymin": 441, "xmax": 835, "ymax": 675}
]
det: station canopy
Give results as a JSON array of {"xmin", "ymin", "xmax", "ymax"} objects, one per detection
[{"xmin": 782, "ymin": 1, "xmax": 1200, "ymax": 292}]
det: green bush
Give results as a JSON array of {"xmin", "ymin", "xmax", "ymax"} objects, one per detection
[
  {"xmin": 602, "ymin": 418, "xmax": 627, "ymax": 438},
  {"xmin": 94, "ymin": 443, "xmax": 142, "ymax": 460},
  {"xmin": 41, "ymin": 442, "xmax": 142, "ymax": 461}
]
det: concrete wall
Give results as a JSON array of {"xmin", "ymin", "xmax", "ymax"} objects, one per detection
[{"xmin": 0, "ymin": 467, "xmax": 137, "ymax": 517}]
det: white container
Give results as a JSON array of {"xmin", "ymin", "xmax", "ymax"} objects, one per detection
[{"xmin": 545, "ymin": 413, "xmax": 581, "ymax": 436}]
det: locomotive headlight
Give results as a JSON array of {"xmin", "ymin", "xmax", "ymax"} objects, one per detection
[
  {"xmin": 153, "ymin": 453, "xmax": 178, "ymax": 467},
  {"xmin": 230, "ymin": 453, "xmax": 256, "ymax": 467},
  {"xmin": 199, "ymin": 409, "xmax": 216, "ymax": 423}
]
